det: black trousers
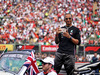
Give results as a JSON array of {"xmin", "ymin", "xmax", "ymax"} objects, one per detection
[{"xmin": 54, "ymin": 52, "xmax": 75, "ymax": 75}]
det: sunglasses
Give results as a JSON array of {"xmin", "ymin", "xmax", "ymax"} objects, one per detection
[
  {"xmin": 42, "ymin": 62, "xmax": 48, "ymax": 65},
  {"xmin": 42, "ymin": 62, "xmax": 50, "ymax": 65},
  {"xmin": 65, "ymin": 18, "xmax": 72, "ymax": 20}
]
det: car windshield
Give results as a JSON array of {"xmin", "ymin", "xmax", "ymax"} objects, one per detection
[{"xmin": 0, "ymin": 53, "xmax": 29, "ymax": 74}]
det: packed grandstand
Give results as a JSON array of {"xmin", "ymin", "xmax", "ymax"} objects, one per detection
[{"xmin": 0, "ymin": 0, "xmax": 99, "ymax": 45}]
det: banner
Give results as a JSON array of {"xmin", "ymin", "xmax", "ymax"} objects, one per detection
[
  {"xmin": 41, "ymin": 45, "xmax": 58, "ymax": 52},
  {"xmin": 0, "ymin": 44, "xmax": 13, "ymax": 51},
  {"xmin": 85, "ymin": 46, "xmax": 100, "ymax": 52},
  {"xmin": 16, "ymin": 45, "xmax": 39, "ymax": 52}
]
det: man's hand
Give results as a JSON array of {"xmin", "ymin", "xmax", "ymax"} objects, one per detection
[
  {"xmin": 63, "ymin": 30, "xmax": 71, "ymax": 38},
  {"xmin": 63, "ymin": 30, "xmax": 79, "ymax": 45}
]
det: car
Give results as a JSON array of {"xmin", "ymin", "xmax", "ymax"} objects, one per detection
[
  {"xmin": 0, "ymin": 51, "xmax": 31, "ymax": 75},
  {"xmin": 18, "ymin": 49, "xmax": 35, "ymax": 53},
  {"xmin": 0, "ymin": 50, "xmax": 67, "ymax": 75}
]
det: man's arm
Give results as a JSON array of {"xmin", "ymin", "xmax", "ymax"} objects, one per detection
[
  {"xmin": 55, "ymin": 27, "xmax": 61, "ymax": 44},
  {"xmin": 63, "ymin": 29, "xmax": 81, "ymax": 45},
  {"xmin": 69, "ymin": 36, "xmax": 79, "ymax": 45}
]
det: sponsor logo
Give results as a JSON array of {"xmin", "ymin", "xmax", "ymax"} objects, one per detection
[
  {"xmin": 41, "ymin": 45, "xmax": 58, "ymax": 52},
  {"xmin": 0, "ymin": 44, "xmax": 13, "ymax": 51},
  {"xmin": 0, "ymin": 45, "xmax": 6, "ymax": 50}
]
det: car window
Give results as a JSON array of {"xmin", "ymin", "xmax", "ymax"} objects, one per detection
[{"xmin": 0, "ymin": 53, "xmax": 29, "ymax": 74}]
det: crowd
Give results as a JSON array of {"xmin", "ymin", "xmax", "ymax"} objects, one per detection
[
  {"xmin": 34, "ymin": 52, "xmax": 100, "ymax": 62},
  {"xmin": 0, "ymin": 0, "xmax": 100, "ymax": 45},
  {"xmin": 35, "ymin": 52, "xmax": 55, "ymax": 60}
]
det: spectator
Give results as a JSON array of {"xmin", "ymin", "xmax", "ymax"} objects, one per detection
[
  {"xmin": 91, "ymin": 53, "xmax": 99, "ymax": 75},
  {"xmin": 98, "ymin": 56, "xmax": 100, "ymax": 61},
  {"xmin": 91, "ymin": 53, "xmax": 98, "ymax": 63},
  {"xmin": 75, "ymin": 54, "xmax": 79, "ymax": 62},
  {"xmin": 41, "ymin": 53, "xmax": 47, "ymax": 59},
  {"xmin": 98, "ymin": 38, "xmax": 100, "ymax": 44}
]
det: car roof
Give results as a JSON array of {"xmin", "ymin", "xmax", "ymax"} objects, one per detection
[
  {"xmin": 4, "ymin": 51, "xmax": 31, "ymax": 55},
  {"xmin": 19, "ymin": 49, "xmax": 35, "ymax": 52}
]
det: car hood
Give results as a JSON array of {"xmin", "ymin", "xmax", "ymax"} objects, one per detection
[{"xmin": 0, "ymin": 71, "xmax": 13, "ymax": 75}]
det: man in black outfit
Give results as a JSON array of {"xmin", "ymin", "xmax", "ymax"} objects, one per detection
[
  {"xmin": 54, "ymin": 13, "xmax": 81, "ymax": 75},
  {"xmin": 91, "ymin": 53, "xmax": 99, "ymax": 75}
]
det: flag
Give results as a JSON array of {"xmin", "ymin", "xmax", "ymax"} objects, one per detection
[
  {"xmin": 4, "ymin": 48, "xmax": 8, "ymax": 53},
  {"xmin": 24, "ymin": 51, "xmax": 39, "ymax": 75},
  {"xmin": 1, "ymin": 48, "xmax": 8, "ymax": 57}
]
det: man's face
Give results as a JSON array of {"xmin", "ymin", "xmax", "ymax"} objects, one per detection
[
  {"xmin": 65, "ymin": 14, "xmax": 72, "ymax": 26},
  {"xmin": 42, "ymin": 62, "xmax": 51, "ymax": 72},
  {"xmin": 94, "ymin": 53, "xmax": 97, "ymax": 57}
]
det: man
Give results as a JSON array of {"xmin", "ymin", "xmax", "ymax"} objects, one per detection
[
  {"xmin": 37, "ymin": 57, "xmax": 57, "ymax": 75},
  {"xmin": 91, "ymin": 53, "xmax": 98, "ymax": 63},
  {"xmin": 54, "ymin": 13, "xmax": 81, "ymax": 75},
  {"xmin": 91, "ymin": 53, "xmax": 99, "ymax": 75}
]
